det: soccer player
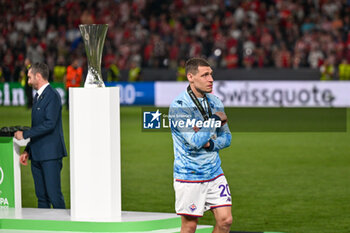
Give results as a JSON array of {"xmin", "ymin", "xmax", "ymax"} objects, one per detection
[{"xmin": 169, "ymin": 57, "xmax": 232, "ymax": 233}]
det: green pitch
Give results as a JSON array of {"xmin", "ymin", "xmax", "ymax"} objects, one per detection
[{"xmin": 0, "ymin": 106, "xmax": 349, "ymax": 233}]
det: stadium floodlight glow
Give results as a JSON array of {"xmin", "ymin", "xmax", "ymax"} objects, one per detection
[{"xmin": 79, "ymin": 24, "xmax": 108, "ymax": 88}]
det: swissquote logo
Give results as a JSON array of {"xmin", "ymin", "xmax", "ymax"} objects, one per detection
[
  {"xmin": 143, "ymin": 109, "xmax": 162, "ymax": 129},
  {"xmin": 0, "ymin": 166, "xmax": 3, "ymax": 185}
]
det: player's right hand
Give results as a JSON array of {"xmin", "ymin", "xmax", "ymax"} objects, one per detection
[
  {"xmin": 214, "ymin": 112, "xmax": 227, "ymax": 125},
  {"xmin": 14, "ymin": 130, "xmax": 24, "ymax": 140}
]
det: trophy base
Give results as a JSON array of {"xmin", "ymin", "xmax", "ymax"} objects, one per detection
[
  {"xmin": 84, "ymin": 69, "xmax": 105, "ymax": 88},
  {"xmin": 84, "ymin": 81, "xmax": 106, "ymax": 88}
]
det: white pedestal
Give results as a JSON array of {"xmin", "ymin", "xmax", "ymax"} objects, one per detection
[{"xmin": 69, "ymin": 87, "xmax": 121, "ymax": 221}]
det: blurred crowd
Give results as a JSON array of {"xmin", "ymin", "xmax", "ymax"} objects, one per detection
[{"xmin": 1, "ymin": 0, "xmax": 350, "ymax": 83}]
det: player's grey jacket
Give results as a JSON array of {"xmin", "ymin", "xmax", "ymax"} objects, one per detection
[{"xmin": 169, "ymin": 91, "xmax": 231, "ymax": 182}]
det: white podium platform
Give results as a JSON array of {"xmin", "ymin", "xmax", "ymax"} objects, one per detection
[
  {"xmin": 0, "ymin": 208, "xmax": 180, "ymax": 232},
  {"xmin": 0, "ymin": 208, "xmax": 215, "ymax": 233},
  {"xmin": 69, "ymin": 87, "xmax": 121, "ymax": 221}
]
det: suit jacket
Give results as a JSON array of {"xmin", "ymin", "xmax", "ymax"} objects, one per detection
[{"xmin": 23, "ymin": 85, "xmax": 67, "ymax": 161}]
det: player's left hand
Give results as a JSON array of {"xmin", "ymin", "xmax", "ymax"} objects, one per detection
[
  {"xmin": 203, "ymin": 141, "xmax": 210, "ymax": 148},
  {"xmin": 214, "ymin": 112, "xmax": 227, "ymax": 126},
  {"xmin": 14, "ymin": 131, "xmax": 24, "ymax": 140},
  {"xmin": 19, "ymin": 151, "xmax": 29, "ymax": 166}
]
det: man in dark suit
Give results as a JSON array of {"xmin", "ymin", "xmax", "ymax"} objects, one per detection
[{"xmin": 14, "ymin": 62, "xmax": 67, "ymax": 209}]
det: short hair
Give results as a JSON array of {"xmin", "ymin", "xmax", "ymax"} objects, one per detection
[
  {"xmin": 185, "ymin": 57, "xmax": 210, "ymax": 75},
  {"xmin": 29, "ymin": 62, "xmax": 49, "ymax": 80}
]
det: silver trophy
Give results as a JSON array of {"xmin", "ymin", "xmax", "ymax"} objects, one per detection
[{"xmin": 79, "ymin": 24, "xmax": 108, "ymax": 88}]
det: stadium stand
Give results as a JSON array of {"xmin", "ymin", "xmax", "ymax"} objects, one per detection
[{"xmin": 0, "ymin": 0, "xmax": 349, "ymax": 82}]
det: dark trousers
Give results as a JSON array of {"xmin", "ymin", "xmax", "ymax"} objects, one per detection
[{"xmin": 31, "ymin": 159, "xmax": 65, "ymax": 209}]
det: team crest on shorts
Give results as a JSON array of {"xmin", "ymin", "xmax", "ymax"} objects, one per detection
[{"xmin": 189, "ymin": 203, "xmax": 197, "ymax": 212}]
